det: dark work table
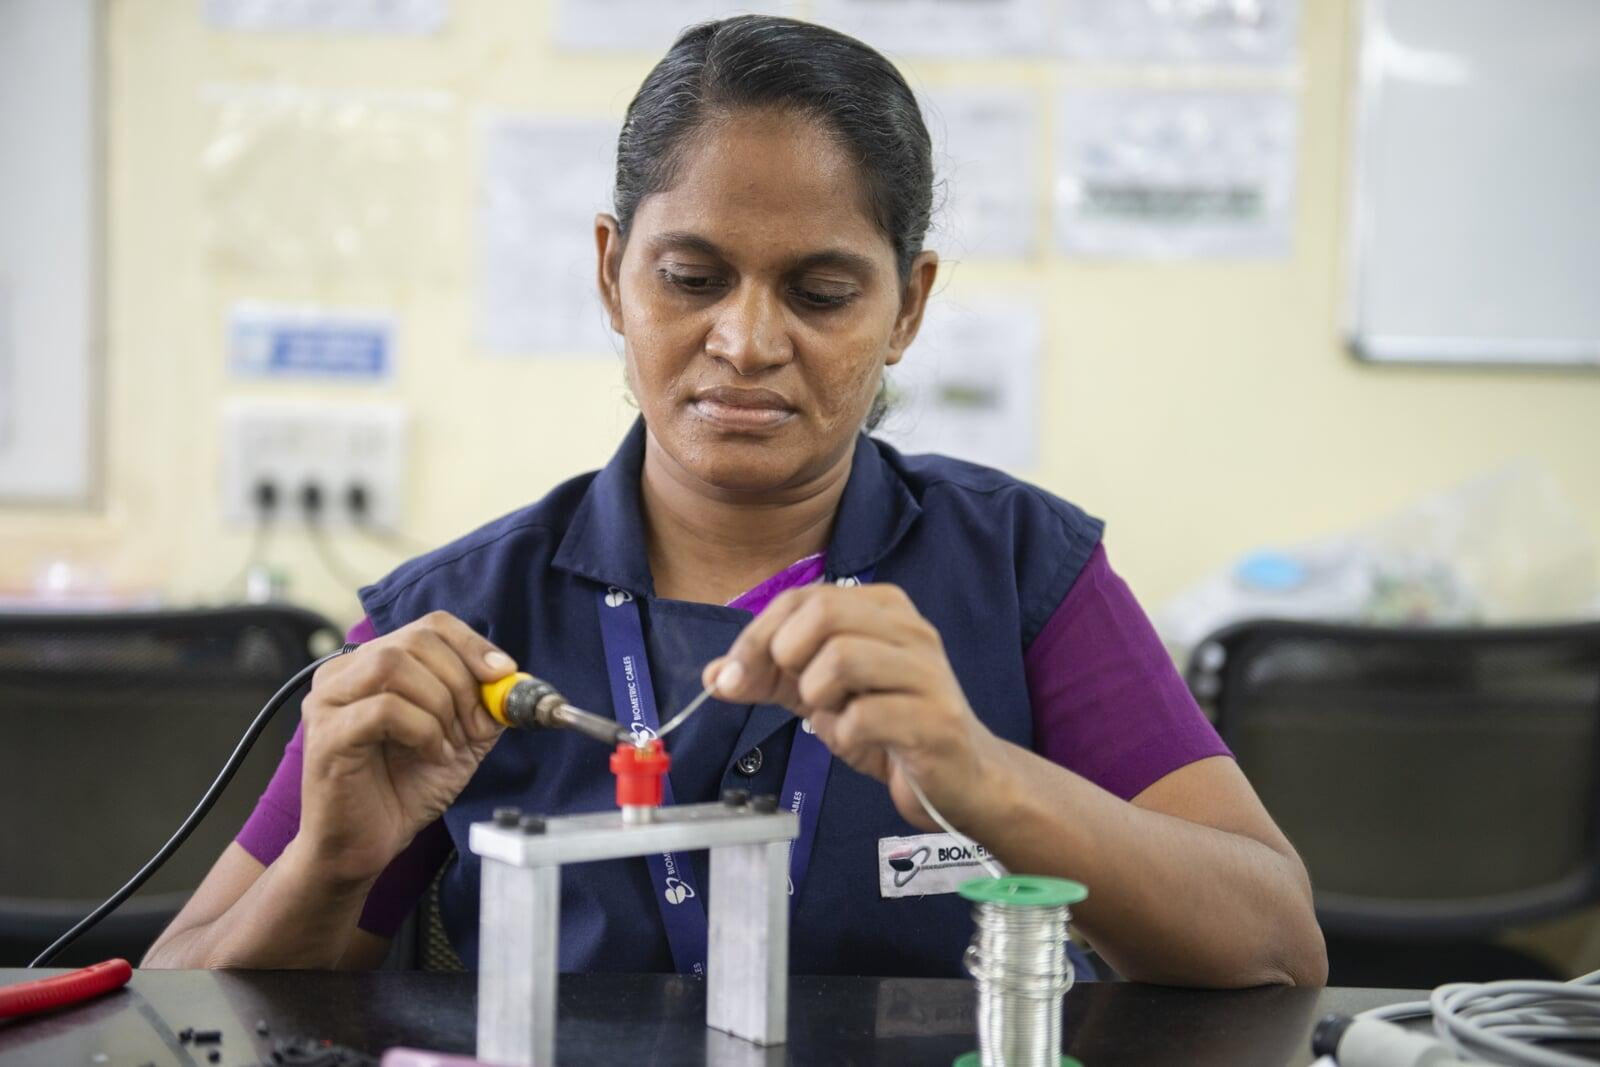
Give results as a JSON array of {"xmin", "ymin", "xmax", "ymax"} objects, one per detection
[{"xmin": 0, "ymin": 969, "xmax": 1419, "ymax": 1066}]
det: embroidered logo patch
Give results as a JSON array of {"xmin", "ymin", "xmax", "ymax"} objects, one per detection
[{"xmin": 877, "ymin": 833, "xmax": 994, "ymax": 898}]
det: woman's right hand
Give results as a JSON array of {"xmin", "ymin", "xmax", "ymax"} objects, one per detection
[{"xmin": 296, "ymin": 611, "xmax": 518, "ymax": 887}]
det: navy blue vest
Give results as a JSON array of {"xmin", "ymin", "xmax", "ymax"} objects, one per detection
[{"xmin": 360, "ymin": 419, "xmax": 1103, "ymax": 977}]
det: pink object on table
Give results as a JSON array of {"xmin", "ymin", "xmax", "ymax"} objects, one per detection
[{"xmin": 380, "ymin": 1049, "xmax": 513, "ymax": 1067}]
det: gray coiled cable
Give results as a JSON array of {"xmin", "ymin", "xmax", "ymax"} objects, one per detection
[{"xmin": 1314, "ymin": 970, "xmax": 1600, "ymax": 1066}]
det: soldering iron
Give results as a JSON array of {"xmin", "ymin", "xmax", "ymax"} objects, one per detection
[
  {"xmin": 479, "ymin": 672, "xmax": 633, "ymax": 746},
  {"xmin": 480, "ymin": 672, "xmax": 676, "ymax": 821}
]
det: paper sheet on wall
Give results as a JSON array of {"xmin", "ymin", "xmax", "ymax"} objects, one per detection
[
  {"xmin": 1054, "ymin": 88, "xmax": 1298, "ymax": 259},
  {"xmin": 1060, "ymin": 0, "xmax": 1300, "ymax": 66},
  {"xmin": 810, "ymin": 0, "xmax": 1051, "ymax": 58},
  {"xmin": 923, "ymin": 87, "xmax": 1040, "ymax": 261},
  {"xmin": 555, "ymin": 0, "xmax": 796, "ymax": 52},
  {"xmin": 202, "ymin": 86, "xmax": 459, "ymax": 280},
  {"xmin": 879, "ymin": 299, "xmax": 1042, "ymax": 473},
  {"xmin": 480, "ymin": 117, "xmax": 617, "ymax": 355},
  {"xmin": 205, "ymin": 0, "xmax": 448, "ymax": 34}
]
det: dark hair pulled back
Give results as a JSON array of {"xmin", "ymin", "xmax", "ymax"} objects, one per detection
[{"xmin": 614, "ymin": 15, "xmax": 934, "ymax": 282}]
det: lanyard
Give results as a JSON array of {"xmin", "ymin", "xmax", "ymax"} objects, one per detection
[{"xmin": 593, "ymin": 569, "xmax": 872, "ymax": 977}]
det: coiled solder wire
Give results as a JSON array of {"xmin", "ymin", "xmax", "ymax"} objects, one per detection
[{"xmin": 956, "ymin": 875, "xmax": 1087, "ymax": 1067}]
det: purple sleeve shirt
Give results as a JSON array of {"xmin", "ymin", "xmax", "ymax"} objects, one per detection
[
  {"xmin": 235, "ymin": 543, "xmax": 1227, "ymax": 937},
  {"xmin": 1025, "ymin": 543, "xmax": 1230, "ymax": 800}
]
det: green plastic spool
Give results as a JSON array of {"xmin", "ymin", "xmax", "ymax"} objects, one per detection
[
  {"xmin": 958, "ymin": 875, "xmax": 1088, "ymax": 908},
  {"xmin": 955, "ymin": 876, "xmax": 1088, "ymax": 1067}
]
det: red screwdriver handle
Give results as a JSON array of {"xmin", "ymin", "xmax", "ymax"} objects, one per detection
[{"xmin": 0, "ymin": 958, "xmax": 133, "ymax": 1020}]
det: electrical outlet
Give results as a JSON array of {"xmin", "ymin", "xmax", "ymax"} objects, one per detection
[{"xmin": 221, "ymin": 400, "xmax": 407, "ymax": 529}]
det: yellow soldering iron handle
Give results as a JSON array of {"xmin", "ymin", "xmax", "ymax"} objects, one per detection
[{"xmin": 481, "ymin": 672, "xmax": 531, "ymax": 728}]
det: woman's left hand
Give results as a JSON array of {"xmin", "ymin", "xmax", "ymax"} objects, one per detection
[{"xmin": 703, "ymin": 583, "xmax": 1005, "ymax": 832}]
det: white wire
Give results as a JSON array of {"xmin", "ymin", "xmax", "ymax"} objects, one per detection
[
  {"xmin": 1311, "ymin": 970, "xmax": 1600, "ymax": 1067},
  {"xmin": 895, "ymin": 753, "xmax": 1006, "ymax": 880},
  {"xmin": 677, "ymin": 649, "xmax": 1004, "ymax": 880},
  {"xmin": 674, "ymin": 667, "xmax": 1007, "ymax": 881},
  {"xmin": 654, "ymin": 684, "xmax": 713, "ymax": 740}
]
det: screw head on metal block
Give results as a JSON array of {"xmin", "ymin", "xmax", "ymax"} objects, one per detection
[
  {"xmin": 750, "ymin": 794, "xmax": 779, "ymax": 813},
  {"xmin": 518, "ymin": 815, "xmax": 547, "ymax": 835},
  {"xmin": 493, "ymin": 807, "xmax": 521, "ymax": 827},
  {"xmin": 721, "ymin": 788, "xmax": 750, "ymax": 807}
]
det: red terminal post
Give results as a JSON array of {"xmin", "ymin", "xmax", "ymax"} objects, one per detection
[{"xmin": 611, "ymin": 739, "xmax": 670, "ymax": 815}]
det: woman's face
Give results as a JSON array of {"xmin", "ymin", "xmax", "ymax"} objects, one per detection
[{"xmin": 597, "ymin": 108, "xmax": 937, "ymax": 496}]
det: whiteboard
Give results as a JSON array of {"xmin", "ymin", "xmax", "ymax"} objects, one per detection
[
  {"xmin": 1347, "ymin": 0, "xmax": 1600, "ymax": 365},
  {"xmin": 0, "ymin": 0, "xmax": 98, "ymax": 500}
]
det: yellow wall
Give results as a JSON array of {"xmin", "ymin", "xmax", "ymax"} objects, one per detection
[{"xmin": 2, "ymin": 0, "xmax": 1597, "ymax": 631}]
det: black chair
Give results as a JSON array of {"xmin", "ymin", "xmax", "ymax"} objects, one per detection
[
  {"xmin": 1186, "ymin": 619, "xmax": 1600, "ymax": 987},
  {"xmin": 0, "ymin": 604, "xmax": 343, "ymax": 966}
]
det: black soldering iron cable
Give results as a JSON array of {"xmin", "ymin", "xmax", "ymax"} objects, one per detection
[{"xmin": 28, "ymin": 643, "xmax": 360, "ymax": 969}]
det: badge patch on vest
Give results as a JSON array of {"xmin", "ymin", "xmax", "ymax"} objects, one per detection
[{"xmin": 877, "ymin": 833, "xmax": 994, "ymax": 898}]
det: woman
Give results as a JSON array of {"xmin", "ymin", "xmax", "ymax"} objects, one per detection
[{"xmin": 147, "ymin": 15, "xmax": 1325, "ymax": 987}]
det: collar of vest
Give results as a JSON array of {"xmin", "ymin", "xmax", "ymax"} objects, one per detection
[{"xmin": 549, "ymin": 417, "xmax": 923, "ymax": 595}]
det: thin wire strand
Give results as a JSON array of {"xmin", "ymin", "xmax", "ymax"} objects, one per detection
[
  {"xmin": 654, "ymin": 685, "xmax": 714, "ymax": 740},
  {"xmin": 664, "ymin": 620, "xmax": 1001, "ymax": 882},
  {"xmin": 657, "ymin": 685, "xmax": 1006, "ymax": 883},
  {"xmin": 658, "ymin": 675, "xmax": 1006, "ymax": 881},
  {"xmin": 897, "ymin": 754, "xmax": 1006, "ymax": 879}
]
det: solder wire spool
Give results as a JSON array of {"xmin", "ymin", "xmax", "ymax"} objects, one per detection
[{"xmin": 954, "ymin": 875, "xmax": 1089, "ymax": 1067}]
